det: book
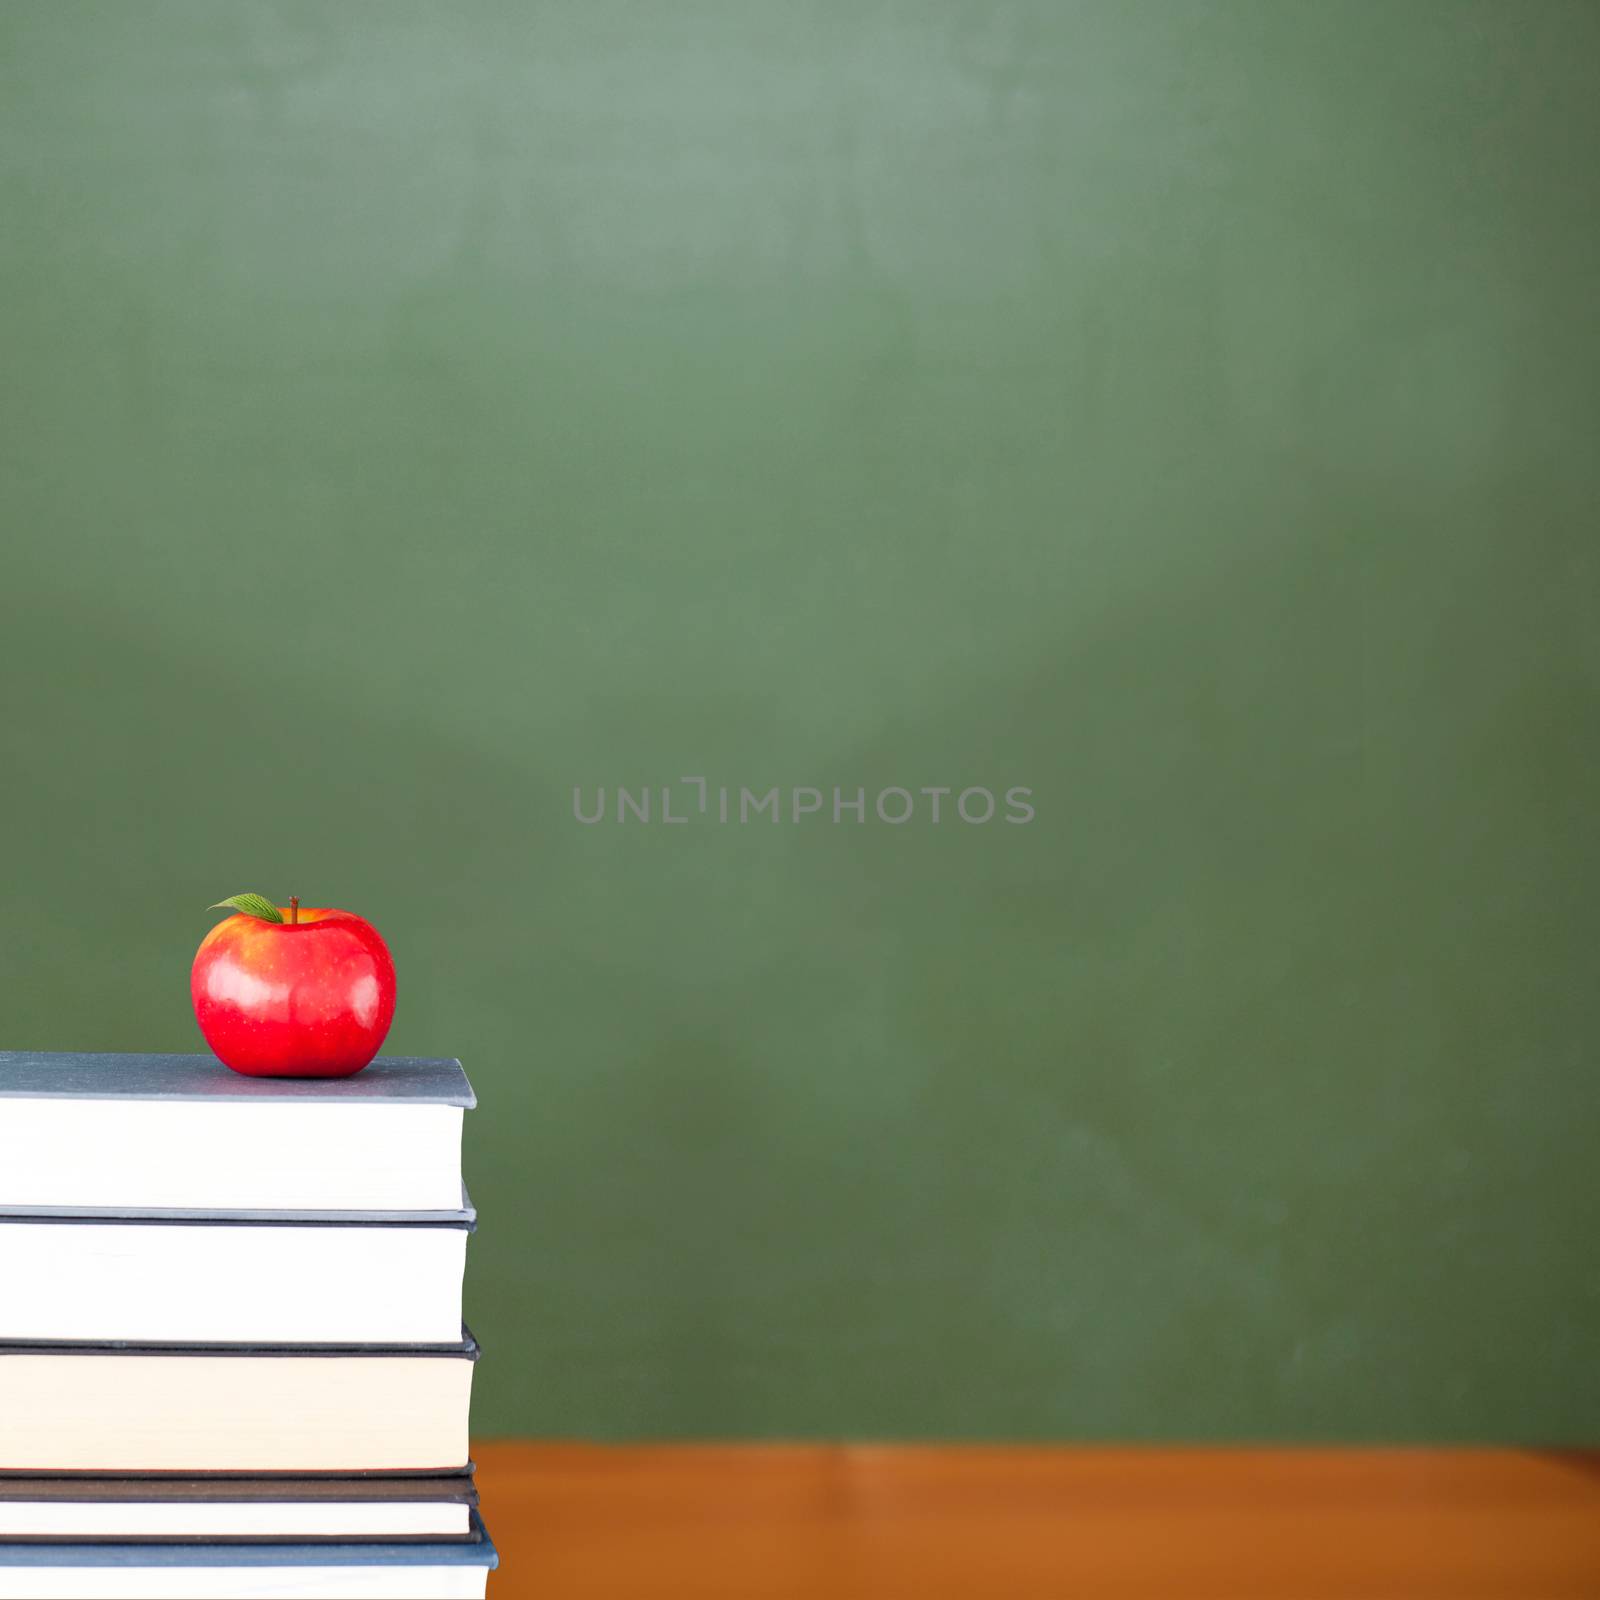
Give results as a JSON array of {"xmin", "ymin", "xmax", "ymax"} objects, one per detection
[
  {"xmin": 0, "ymin": 1054, "xmax": 474, "ymax": 1213},
  {"xmin": 0, "ymin": 1190, "xmax": 477, "ymax": 1224},
  {"xmin": 0, "ymin": 1207, "xmax": 473, "ymax": 1344},
  {"xmin": 0, "ymin": 1336, "xmax": 478, "ymax": 1474},
  {"xmin": 0, "ymin": 1475, "xmax": 479, "ymax": 1541},
  {"xmin": 0, "ymin": 1515, "xmax": 498, "ymax": 1598}
]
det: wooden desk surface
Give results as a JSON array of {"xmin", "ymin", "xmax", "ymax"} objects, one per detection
[{"xmin": 473, "ymin": 1443, "xmax": 1600, "ymax": 1599}]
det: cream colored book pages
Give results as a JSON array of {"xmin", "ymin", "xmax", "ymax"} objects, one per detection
[{"xmin": 0, "ymin": 1355, "xmax": 472, "ymax": 1473}]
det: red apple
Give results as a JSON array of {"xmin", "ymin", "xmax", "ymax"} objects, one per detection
[{"xmin": 192, "ymin": 894, "xmax": 396, "ymax": 1078}]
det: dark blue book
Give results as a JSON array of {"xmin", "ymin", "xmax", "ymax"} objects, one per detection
[
  {"xmin": 0, "ymin": 1513, "xmax": 498, "ymax": 1597},
  {"xmin": 0, "ymin": 1053, "xmax": 475, "ymax": 1214},
  {"xmin": 0, "ymin": 1475, "xmax": 480, "ymax": 1542}
]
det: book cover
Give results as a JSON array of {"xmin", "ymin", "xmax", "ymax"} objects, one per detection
[{"xmin": 0, "ymin": 1054, "xmax": 475, "ymax": 1106}]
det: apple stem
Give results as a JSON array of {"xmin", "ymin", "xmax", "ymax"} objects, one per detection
[{"xmin": 289, "ymin": 896, "xmax": 300, "ymax": 925}]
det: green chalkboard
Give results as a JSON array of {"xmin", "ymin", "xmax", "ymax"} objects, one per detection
[{"xmin": 1, "ymin": 0, "xmax": 1596, "ymax": 1440}]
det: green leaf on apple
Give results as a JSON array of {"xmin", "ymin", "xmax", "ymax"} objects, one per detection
[{"xmin": 207, "ymin": 892, "xmax": 284, "ymax": 924}]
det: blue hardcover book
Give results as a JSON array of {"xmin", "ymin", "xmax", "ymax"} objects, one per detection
[
  {"xmin": 0, "ymin": 1475, "xmax": 480, "ymax": 1543},
  {"xmin": 0, "ymin": 1054, "xmax": 475, "ymax": 1214},
  {"xmin": 0, "ymin": 1513, "xmax": 498, "ymax": 1598}
]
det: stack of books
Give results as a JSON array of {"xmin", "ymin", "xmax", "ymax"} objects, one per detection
[{"xmin": 0, "ymin": 1051, "xmax": 497, "ymax": 1599}]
